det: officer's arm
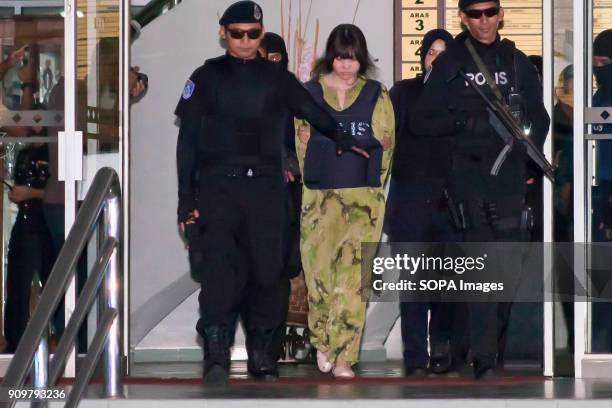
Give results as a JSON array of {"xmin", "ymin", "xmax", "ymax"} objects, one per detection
[
  {"xmin": 519, "ymin": 53, "xmax": 551, "ymax": 150},
  {"xmin": 176, "ymin": 118, "xmax": 199, "ymax": 223},
  {"xmin": 282, "ymin": 71, "xmax": 356, "ymax": 151},
  {"xmin": 283, "ymin": 72, "xmax": 338, "ymax": 134},
  {"xmin": 174, "ymin": 68, "xmax": 207, "ymax": 223},
  {"xmin": 410, "ymin": 65, "xmax": 460, "ymax": 137}
]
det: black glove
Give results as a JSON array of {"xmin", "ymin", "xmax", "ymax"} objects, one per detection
[
  {"xmin": 177, "ymin": 192, "xmax": 197, "ymax": 223},
  {"xmin": 335, "ymin": 129, "xmax": 362, "ymax": 153}
]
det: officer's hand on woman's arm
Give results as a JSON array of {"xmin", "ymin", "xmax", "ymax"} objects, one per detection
[{"xmin": 283, "ymin": 71, "xmax": 369, "ymax": 158}]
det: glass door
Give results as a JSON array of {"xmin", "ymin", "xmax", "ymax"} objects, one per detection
[
  {"xmin": 0, "ymin": 5, "xmax": 67, "ymax": 368},
  {"xmin": 0, "ymin": 0, "xmax": 129, "ymax": 378},
  {"xmin": 574, "ymin": 0, "xmax": 612, "ymax": 378}
]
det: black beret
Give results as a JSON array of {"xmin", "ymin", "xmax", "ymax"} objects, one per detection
[
  {"xmin": 458, "ymin": 0, "xmax": 500, "ymax": 10},
  {"xmin": 219, "ymin": 1, "xmax": 263, "ymax": 26},
  {"xmin": 594, "ymin": 29, "xmax": 612, "ymax": 59}
]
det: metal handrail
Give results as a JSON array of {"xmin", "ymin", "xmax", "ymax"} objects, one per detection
[
  {"xmin": 131, "ymin": 0, "xmax": 182, "ymax": 34},
  {"xmin": 0, "ymin": 167, "xmax": 124, "ymax": 408}
]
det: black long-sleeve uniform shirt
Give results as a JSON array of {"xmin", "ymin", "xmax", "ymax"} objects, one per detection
[{"xmin": 175, "ymin": 53, "xmax": 344, "ymax": 197}]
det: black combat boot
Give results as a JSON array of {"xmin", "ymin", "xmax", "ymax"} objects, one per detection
[
  {"xmin": 429, "ymin": 340, "xmax": 452, "ymax": 374},
  {"xmin": 202, "ymin": 326, "xmax": 230, "ymax": 385},
  {"xmin": 246, "ymin": 328, "xmax": 280, "ymax": 380}
]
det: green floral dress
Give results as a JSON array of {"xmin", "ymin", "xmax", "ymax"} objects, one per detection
[{"xmin": 295, "ymin": 75, "xmax": 395, "ymax": 364}]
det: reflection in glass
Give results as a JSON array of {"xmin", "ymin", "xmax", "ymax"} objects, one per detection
[
  {"xmin": 590, "ymin": 26, "xmax": 612, "ymax": 353},
  {"xmin": 0, "ymin": 11, "xmax": 65, "ymax": 353},
  {"xmin": 552, "ymin": 0, "xmax": 575, "ymax": 372}
]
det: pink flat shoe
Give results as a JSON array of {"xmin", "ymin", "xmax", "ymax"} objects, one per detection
[
  {"xmin": 316, "ymin": 350, "xmax": 333, "ymax": 373},
  {"xmin": 332, "ymin": 361, "xmax": 355, "ymax": 378}
]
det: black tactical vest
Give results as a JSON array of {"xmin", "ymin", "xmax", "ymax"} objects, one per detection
[{"xmin": 303, "ymin": 79, "xmax": 383, "ymax": 189}]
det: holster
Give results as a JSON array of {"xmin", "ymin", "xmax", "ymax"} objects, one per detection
[
  {"xmin": 444, "ymin": 189, "xmax": 470, "ymax": 231},
  {"xmin": 185, "ymin": 222, "xmax": 204, "ymax": 282}
]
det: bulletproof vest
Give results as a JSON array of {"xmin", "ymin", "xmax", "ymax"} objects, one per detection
[
  {"xmin": 196, "ymin": 56, "xmax": 287, "ymax": 163},
  {"xmin": 447, "ymin": 39, "xmax": 517, "ymax": 152},
  {"xmin": 302, "ymin": 79, "xmax": 383, "ymax": 189}
]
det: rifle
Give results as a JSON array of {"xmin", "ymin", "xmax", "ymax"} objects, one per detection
[{"xmin": 459, "ymin": 70, "xmax": 555, "ymax": 182}]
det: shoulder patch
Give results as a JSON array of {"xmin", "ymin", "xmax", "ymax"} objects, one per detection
[{"xmin": 182, "ymin": 79, "xmax": 195, "ymax": 100}]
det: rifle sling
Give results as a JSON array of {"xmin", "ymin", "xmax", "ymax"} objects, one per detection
[{"xmin": 464, "ymin": 38, "xmax": 505, "ymax": 103}]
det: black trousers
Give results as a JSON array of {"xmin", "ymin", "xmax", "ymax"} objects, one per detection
[
  {"xmin": 195, "ymin": 172, "xmax": 289, "ymax": 337},
  {"xmin": 386, "ymin": 179, "xmax": 462, "ymax": 368},
  {"xmin": 458, "ymin": 193, "xmax": 526, "ymax": 368},
  {"xmin": 5, "ymin": 213, "xmax": 54, "ymax": 353}
]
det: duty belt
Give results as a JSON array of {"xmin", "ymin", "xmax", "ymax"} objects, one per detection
[{"xmin": 201, "ymin": 164, "xmax": 279, "ymax": 178}]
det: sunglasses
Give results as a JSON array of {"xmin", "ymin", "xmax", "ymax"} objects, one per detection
[
  {"xmin": 226, "ymin": 28, "xmax": 262, "ymax": 40},
  {"xmin": 463, "ymin": 7, "xmax": 500, "ymax": 19}
]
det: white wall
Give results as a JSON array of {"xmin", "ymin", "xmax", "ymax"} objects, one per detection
[{"xmin": 130, "ymin": 0, "xmax": 395, "ymax": 352}]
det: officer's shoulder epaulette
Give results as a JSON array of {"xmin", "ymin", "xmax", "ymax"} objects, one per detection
[
  {"xmin": 498, "ymin": 38, "xmax": 517, "ymax": 63},
  {"xmin": 204, "ymin": 55, "xmax": 226, "ymax": 65},
  {"xmin": 200, "ymin": 56, "xmax": 227, "ymax": 73}
]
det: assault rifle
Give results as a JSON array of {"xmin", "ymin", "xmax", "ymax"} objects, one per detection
[{"xmin": 459, "ymin": 71, "xmax": 555, "ymax": 182}]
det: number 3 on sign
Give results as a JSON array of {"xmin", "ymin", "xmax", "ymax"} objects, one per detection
[{"xmin": 415, "ymin": 19, "xmax": 424, "ymax": 31}]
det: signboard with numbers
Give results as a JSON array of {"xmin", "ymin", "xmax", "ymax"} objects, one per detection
[
  {"xmin": 594, "ymin": 6, "xmax": 612, "ymax": 36},
  {"xmin": 399, "ymin": 0, "xmax": 438, "ymax": 78},
  {"xmin": 398, "ymin": 0, "xmax": 543, "ymax": 79},
  {"xmin": 402, "ymin": 9, "xmax": 438, "ymax": 34}
]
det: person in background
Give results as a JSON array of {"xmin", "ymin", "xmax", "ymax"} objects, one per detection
[
  {"xmin": 1, "ymin": 53, "xmax": 54, "ymax": 353},
  {"xmin": 589, "ymin": 29, "xmax": 612, "ymax": 351},
  {"xmin": 385, "ymin": 28, "xmax": 464, "ymax": 376}
]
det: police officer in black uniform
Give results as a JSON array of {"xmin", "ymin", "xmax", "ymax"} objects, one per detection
[
  {"xmin": 175, "ymin": 1, "xmax": 365, "ymax": 384},
  {"xmin": 411, "ymin": 0, "xmax": 550, "ymax": 378},
  {"xmin": 5, "ymin": 141, "xmax": 53, "ymax": 353}
]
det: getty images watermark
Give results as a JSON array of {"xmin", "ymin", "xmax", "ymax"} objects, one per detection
[{"xmin": 360, "ymin": 242, "xmax": 612, "ymax": 303}]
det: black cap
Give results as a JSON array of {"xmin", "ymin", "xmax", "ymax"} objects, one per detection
[
  {"xmin": 219, "ymin": 1, "xmax": 263, "ymax": 26},
  {"xmin": 458, "ymin": 0, "xmax": 500, "ymax": 10},
  {"xmin": 420, "ymin": 29, "xmax": 454, "ymax": 68},
  {"xmin": 594, "ymin": 29, "xmax": 612, "ymax": 59}
]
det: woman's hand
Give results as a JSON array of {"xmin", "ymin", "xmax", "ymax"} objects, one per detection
[
  {"xmin": 298, "ymin": 125, "xmax": 310, "ymax": 144},
  {"xmin": 381, "ymin": 130, "xmax": 392, "ymax": 151},
  {"xmin": 8, "ymin": 45, "xmax": 27, "ymax": 67}
]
